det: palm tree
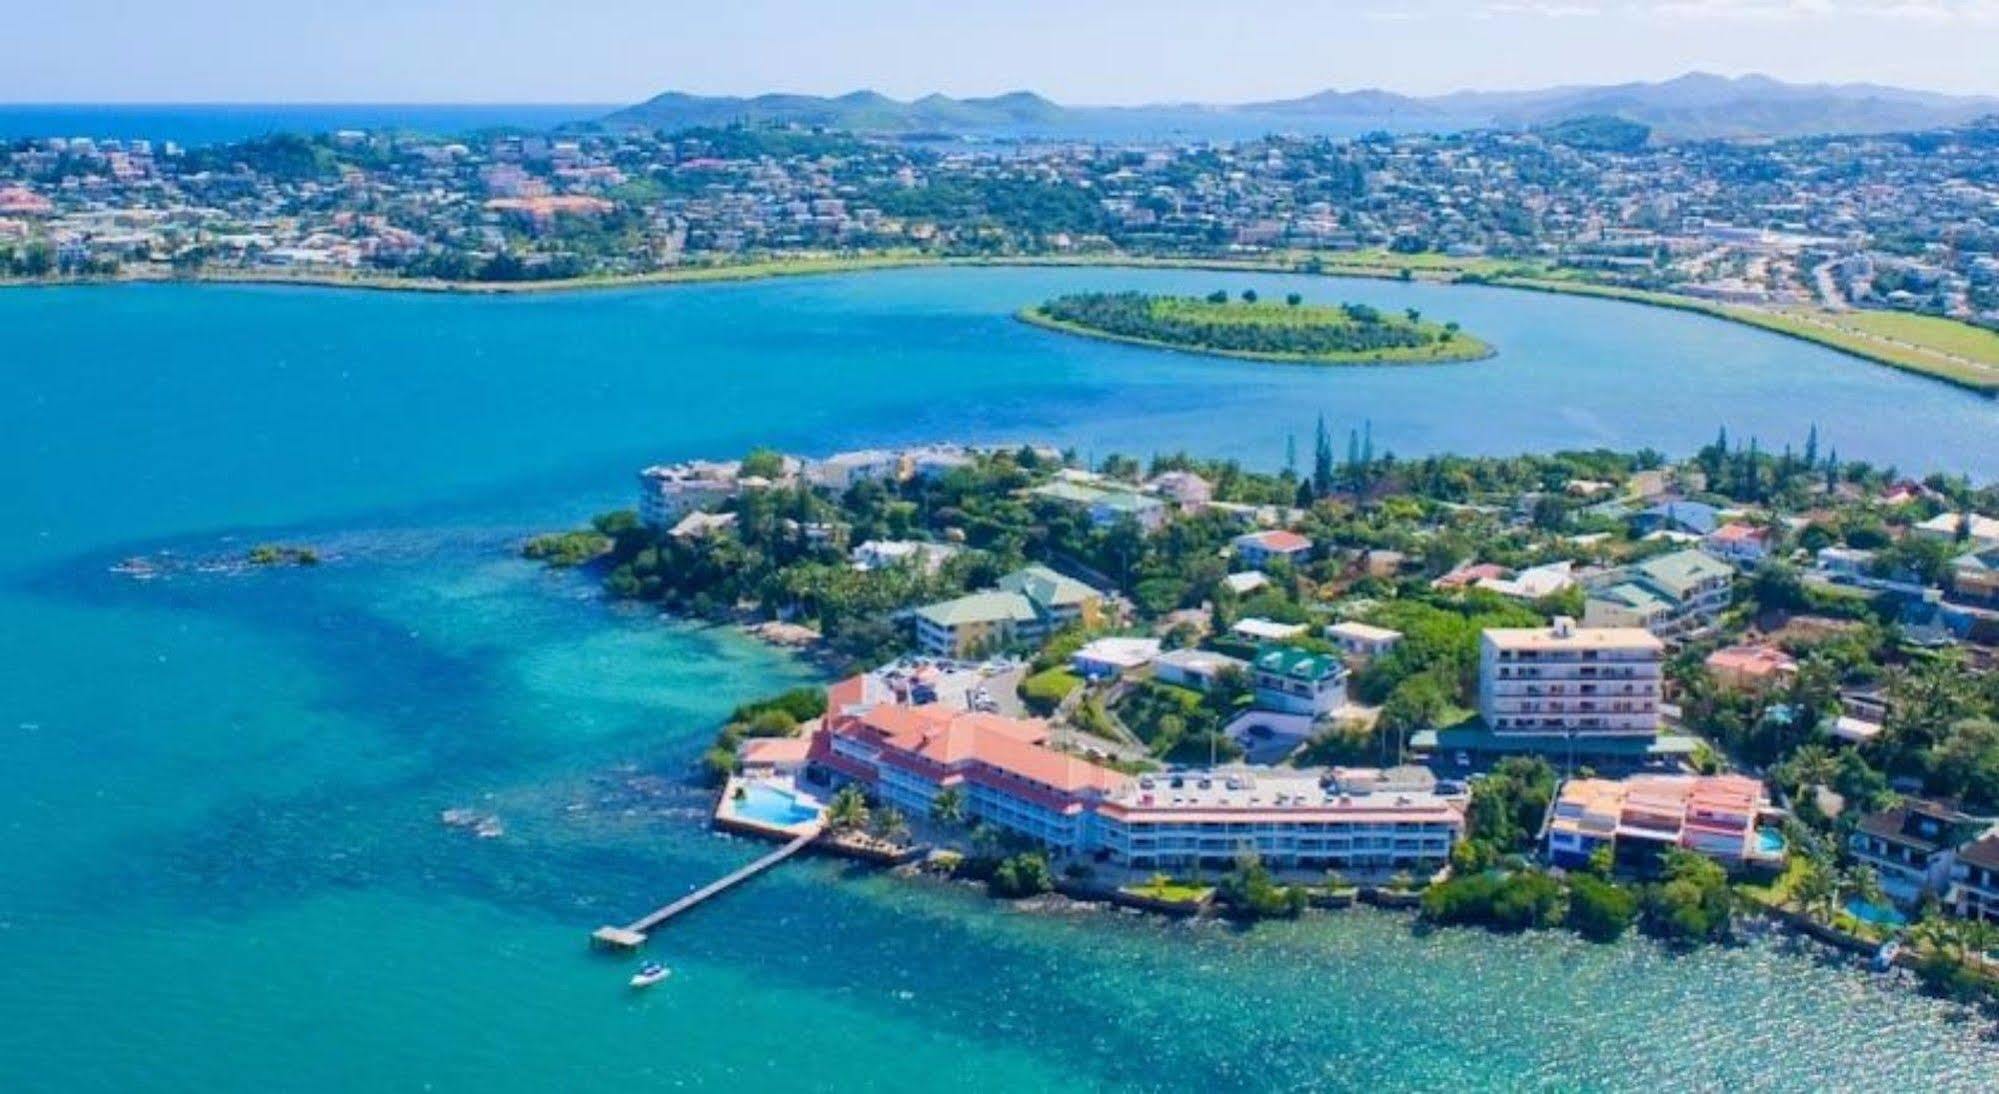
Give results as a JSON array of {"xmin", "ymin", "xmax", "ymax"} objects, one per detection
[
  {"xmin": 1782, "ymin": 743, "xmax": 1838, "ymax": 796},
  {"xmin": 1793, "ymin": 853, "xmax": 1839, "ymax": 921},
  {"xmin": 873, "ymin": 807, "xmax": 910, "ymax": 845},
  {"xmin": 1851, "ymin": 865, "xmax": 1887, "ymax": 913},
  {"xmin": 827, "ymin": 784, "xmax": 870, "ymax": 833},
  {"xmin": 929, "ymin": 785, "xmax": 967, "ymax": 826}
]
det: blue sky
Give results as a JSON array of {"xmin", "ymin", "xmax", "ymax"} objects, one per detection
[{"xmin": 8, "ymin": 0, "xmax": 1998, "ymax": 103}]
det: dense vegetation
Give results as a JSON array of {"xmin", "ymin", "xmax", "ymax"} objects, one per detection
[{"xmin": 1028, "ymin": 291, "xmax": 1488, "ymax": 364}]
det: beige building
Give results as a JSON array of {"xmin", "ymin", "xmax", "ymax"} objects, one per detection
[{"xmin": 1478, "ymin": 617, "xmax": 1664, "ymax": 739}]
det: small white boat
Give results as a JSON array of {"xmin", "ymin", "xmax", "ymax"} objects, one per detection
[
  {"xmin": 629, "ymin": 961, "xmax": 671, "ymax": 989},
  {"xmin": 1872, "ymin": 940, "xmax": 1901, "ymax": 972}
]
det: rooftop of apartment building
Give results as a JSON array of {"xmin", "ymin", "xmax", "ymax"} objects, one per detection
[{"xmin": 1483, "ymin": 616, "xmax": 1663, "ymax": 653}]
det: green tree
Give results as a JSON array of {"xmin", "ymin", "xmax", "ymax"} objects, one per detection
[
  {"xmin": 929, "ymin": 785, "xmax": 968, "ymax": 826},
  {"xmin": 827, "ymin": 784, "xmax": 871, "ymax": 833}
]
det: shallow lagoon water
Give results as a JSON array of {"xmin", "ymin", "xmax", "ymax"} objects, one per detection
[{"xmin": 3, "ymin": 268, "xmax": 1998, "ymax": 1091}]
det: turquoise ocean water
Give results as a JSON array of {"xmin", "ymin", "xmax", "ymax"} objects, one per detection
[{"xmin": 4, "ymin": 267, "xmax": 1998, "ymax": 1091}]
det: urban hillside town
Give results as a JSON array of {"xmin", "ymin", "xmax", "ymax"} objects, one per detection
[{"xmin": 3, "ymin": 117, "xmax": 1998, "ymax": 333}]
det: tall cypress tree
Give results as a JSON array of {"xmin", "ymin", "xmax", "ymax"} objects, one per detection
[{"xmin": 1312, "ymin": 415, "xmax": 1334, "ymax": 498}]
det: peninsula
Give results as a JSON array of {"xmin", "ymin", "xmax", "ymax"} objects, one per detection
[
  {"xmin": 1020, "ymin": 290, "xmax": 1490, "ymax": 365},
  {"xmin": 536, "ymin": 435, "xmax": 1999, "ymax": 1006}
]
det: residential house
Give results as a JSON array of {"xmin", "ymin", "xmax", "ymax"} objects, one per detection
[
  {"xmin": 1582, "ymin": 549, "xmax": 1735, "ymax": 638},
  {"xmin": 1434, "ymin": 562, "xmax": 1510, "ymax": 591},
  {"xmin": 808, "ymin": 449, "xmax": 901, "ymax": 491},
  {"xmin": 1703, "ymin": 644, "xmax": 1799, "ymax": 692},
  {"xmin": 1232, "ymin": 617, "xmax": 1307, "ymax": 643},
  {"xmin": 1151, "ymin": 648, "xmax": 1248, "ymax": 692},
  {"xmin": 1476, "ymin": 560, "xmax": 1578, "ymax": 601},
  {"xmin": 668, "ymin": 511, "xmax": 738, "ymax": 541},
  {"xmin": 1949, "ymin": 836, "xmax": 1999, "ymax": 923},
  {"xmin": 1324, "ymin": 621, "xmax": 1403, "ymax": 661},
  {"xmin": 1816, "ymin": 546, "xmax": 1877, "ymax": 580},
  {"xmin": 1703, "ymin": 522, "xmax": 1775, "ymax": 567},
  {"xmin": 1848, "ymin": 799, "xmax": 1991, "ymax": 904},
  {"xmin": 1546, "ymin": 774, "xmax": 1781, "ymax": 870},
  {"xmin": 1912, "ymin": 511, "xmax": 1999, "ymax": 549},
  {"xmin": 1071, "ymin": 637, "xmax": 1162, "ymax": 679},
  {"xmin": 1232, "ymin": 529, "xmax": 1313, "ymax": 570},
  {"xmin": 850, "ymin": 539, "xmax": 958, "ymax": 574},
  {"xmin": 1031, "ymin": 478, "xmax": 1171, "ymax": 530},
  {"xmin": 1251, "ymin": 645, "xmax": 1348, "ymax": 717},
  {"xmin": 1221, "ymin": 571, "xmax": 1269, "ymax": 595},
  {"xmin": 1148, "ymin": 470, "xmax": 1213, "ymax": 509},
  {"xmin": 1950, "ymin": 545, "xmax": 1999, "ymax": 605},
  {"xmin": 1631, "ymin": 500, "xmax": 1719, "ymax": 537}
]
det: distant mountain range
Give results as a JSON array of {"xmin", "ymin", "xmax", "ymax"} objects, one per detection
[{"xmin": 601, "ymin": 73, "xmax": 1999, "ymax": 142}]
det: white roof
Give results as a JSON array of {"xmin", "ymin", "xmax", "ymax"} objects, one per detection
[
  {"xmin": 1072, "ymin": 637, "xmax": 1163, "ymax": 670},
  {"xmin": 1916, "ymin": 512, "xmax": 1999, "ymax": 543},
  {"xmin": 1326, "ymin": 621, "xmax": 1402, "ymax": 643},
  {"xmin": 1232, "ymin": 618, "xmax": 1308, "ymax": 641},
  {"xmin": 1831, "ymin": 715, "xmax": 1884, "ymax": 744},
  {"xmin": 1222, "ymin": 571, "xmax": 1269, "ymax": 594}
]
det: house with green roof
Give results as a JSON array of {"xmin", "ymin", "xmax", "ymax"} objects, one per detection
[
  {"xmin": 1250, "ymin": 645, "xmax": 1348, "ymax": 717},
  {"xmin": 912, "ymin": 564, "xmax": 1107, "ymax": 657},
  {"xmin": 1029, "ymin": 479, "xmax": 1170, "ymax": 530},
  {"xmin": 1583, "ymin": 548, "xmax": 1734, "ymax": 638}
]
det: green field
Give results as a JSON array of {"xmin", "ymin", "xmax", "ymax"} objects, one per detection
[
  {"xmin": 1486, "ymin": 277, "xmax": 1999, "ymax": 395},
  {"xmin": 1022, "ymin": 291, "xmax": 1491, "ymax": 365}
]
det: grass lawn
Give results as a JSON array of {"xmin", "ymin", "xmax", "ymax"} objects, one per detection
[
  {"xmin": 1820, "ymin": 309, "xmax": 1999, "ymax": 365},
  {"xmin": 1120, "ymin": 879, "xmax": 1215, "ymax": 905},
  {"xmin": 1019, "ymin": 667, "xmax": 1084, "ymax": 713},
  {"xmin": 1488, "ymin": 277, "xmax": 1999, "ymax": 394}
]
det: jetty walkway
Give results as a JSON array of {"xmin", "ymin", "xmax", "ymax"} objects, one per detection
[{"xmin": 591, "ymin": 826, "xmax": 818, "ymax": 950}]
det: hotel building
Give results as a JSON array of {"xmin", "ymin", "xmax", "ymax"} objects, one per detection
[{"xmin": 807, "ymin": 674, "xmax": 1462, "ymax": 871}]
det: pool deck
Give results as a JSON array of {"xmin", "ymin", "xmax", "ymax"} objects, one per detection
[{"xmin": 712, "ymin": 776, "xmax": 827, "ymax": 840}]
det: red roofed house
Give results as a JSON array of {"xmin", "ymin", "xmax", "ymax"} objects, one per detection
[
  {"xmin": 0, "ymin": 186, "xmax": 53, "ymax": 215},
  {"xmin": 1232, "ymin": 529, "xmax": 1313, "ymax": 570},
  {"xmin": 1704, "ymin": 644, "xmax": 1799, "ymax": 692},
  {"xmin": 1433, "ymin": 562, "xmax": 1510, "ymax": 590}
]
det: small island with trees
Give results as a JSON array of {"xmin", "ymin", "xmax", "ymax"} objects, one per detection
[{"xmin": 1020, "ymin": 290, "xmax": 1492, "ymax": 365}]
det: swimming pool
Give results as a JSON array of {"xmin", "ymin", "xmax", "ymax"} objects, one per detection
[
  {"xmin": 1844, "ymin": 898, "xmax": 1909, "ymax": 928},
  {"xmin": 1755, "ymin": 827, "xmax": 1786, "ymax": 856},
  {"xmin": 732, "ymin": 782, "xmax": 822, "ymax": 828}
]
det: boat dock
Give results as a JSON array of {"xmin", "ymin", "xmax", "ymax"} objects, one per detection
[{"xmin": 591, "ymin": 827, "xmax": 819, "ymax": 950}]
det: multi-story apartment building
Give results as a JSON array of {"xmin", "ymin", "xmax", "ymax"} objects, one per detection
[
  {"xmin": 636, "ymin": 460, "xmax": 742, "ymax": 528},
  {"xmin": 911, "ymin": 564, "xmax": 1104, "ymax": 657},
  {"xmin": 1478, "ymin": 617, "xmax": 1664, "ymax": 739},
  {"xmin": 1582, "ymin": 549, "xmax": 1734, "ymax": 638},
  {"xmin": 1094, "ymin": 767, "xmax": 1463, "ymax": 874}
]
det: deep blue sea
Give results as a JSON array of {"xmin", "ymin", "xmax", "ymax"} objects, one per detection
[
  {"xmin": 3, "ymin": 267, "xmax": 1997, "ymax": 1092},
  {"xmin": 0, "ymin": 103, "xmax": 611, "ymax": 145}
]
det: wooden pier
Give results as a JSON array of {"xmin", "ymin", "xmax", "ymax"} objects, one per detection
[{"xmin": 591, "ymin": 827, "xmax": 819, "ymax": 950}]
